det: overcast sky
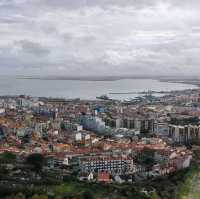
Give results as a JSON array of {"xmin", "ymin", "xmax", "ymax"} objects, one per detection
[{"xmin": 0, "ymin": 0, "xmax": 199, "ymax": 76}]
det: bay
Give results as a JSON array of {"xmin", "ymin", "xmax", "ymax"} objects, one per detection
[{"xmin": 0, "ymin": 77, "xmax": 197, "ymax": 100}]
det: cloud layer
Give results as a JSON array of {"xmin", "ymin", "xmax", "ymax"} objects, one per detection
[{"xmin": 0, "ymin": 0, "xmax": 199, "ymax": 76}]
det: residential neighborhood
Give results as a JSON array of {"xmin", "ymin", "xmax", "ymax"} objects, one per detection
[{"xmin": 0, "ymin": 89, "xmax": 200, "ymax": 198}]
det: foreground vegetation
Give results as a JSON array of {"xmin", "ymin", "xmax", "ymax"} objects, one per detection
[
  {"xmin": 1, "ymin": 151, "xmax": 200, "ymax": 199},
  {"xmin": 176, "ymin": 166, "xmax": 200, "ymax": 199},
  {"xmin": 176, "ymin": 147, "xmax": 200, "ymax": 199},
  {"xmin": 0, "ymin": 168, "xmax": 195, "ymax": 199}
]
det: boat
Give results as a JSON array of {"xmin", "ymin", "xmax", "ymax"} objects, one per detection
[{"xmin": 96, "ymin": 95, "xmax": 110, "ymax": 100}]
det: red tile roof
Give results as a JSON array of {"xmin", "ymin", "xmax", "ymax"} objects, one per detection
[{"xmin": 97, "ymin": 171, "xmax": 110, "ymax": 183}]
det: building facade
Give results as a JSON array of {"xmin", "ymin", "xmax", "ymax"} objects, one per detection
[
  {"xmin": 169, "ymin": 125, "xmax": 200, "ymax": 144},
  {"xmin": 79, "ymin": 155, "xmax": 135, "ymax": 175}
]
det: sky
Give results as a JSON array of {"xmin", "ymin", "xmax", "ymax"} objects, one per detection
[{"xmin": 0, "ymin": 0, "xmax": 199, "ymax": 76}]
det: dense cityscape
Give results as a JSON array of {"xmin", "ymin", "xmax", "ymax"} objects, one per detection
[{"xmin": 1, "ymin": 87, "xmax": 200, "ymax": 198}]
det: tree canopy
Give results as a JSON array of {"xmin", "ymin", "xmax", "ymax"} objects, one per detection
[{"xmin": 26, "ymin": 153, "xmax": 45, "ymax": 173}]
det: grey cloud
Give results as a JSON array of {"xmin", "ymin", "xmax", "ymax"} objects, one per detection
[
  {"xmin": 15, "ymin": 40, "xmax": 50, "ymax": 57},
  {"xmin": 62, "ymin": 32, "xmax": 96, "ymax": 43},
  {"xmin": 0, "ymin": 0, "xmax": 199, "ymax": 76},
  {"xmin": 0, "ymin": 16, "xmax": 25, "ymax": 24},
  {"xmin": 26, "ymin": 0, "xmax": 200, "ymax": 10}
]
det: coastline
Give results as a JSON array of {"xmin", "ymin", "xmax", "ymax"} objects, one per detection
[
  {"xmin": 17, "ymin": 75, "xmax": 200, "ymax": 87},
  {"xmin": 158, "ymin": 79, "xmax": 200, "ymax": 88},
  {"xmin": 0, "ymin": 76, "xmax": 198, "ymax": 100}
]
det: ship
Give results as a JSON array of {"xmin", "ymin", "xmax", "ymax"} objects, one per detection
[{"xmin": 96, "ymin": 94, "xmax": 110, "ymax": 100}]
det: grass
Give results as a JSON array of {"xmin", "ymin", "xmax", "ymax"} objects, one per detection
[
  {"xmin": 176, "ymin": 166, "xmax": 200, "ymax": 199},
  {"xmin": 49, "ymin": 181, "xmax": 108, "ymax": 198},
  {"xmin": 47, "ymin": 180, "xmax": 149, "ymax": 199}
]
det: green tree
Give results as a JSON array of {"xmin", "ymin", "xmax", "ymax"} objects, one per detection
[
  {"xmin": 138, "ymin": 147, "xmax": 155, "ymax": 172},
  {"xmin": 26, "ymin": 153, "xmax": 45, "ymax": 173},
  {"xmin": 31, "ymin": 194, "xmax": 48, "ymax": 199},
  {"xmin": 83, "ymin": 191, "xmax": 94, "ymax": 199},
  {"xmin": 60, "ymin": 121, "xmax": 66, "ymax": 131},
  {"xmin": 55, "ymin": 196, "xmax": 63, "ymax": 199},
  {"xmin": 1, "ymin": 152, "xmax": 16, "ymax": 163},
  {"xmin": 13, "ymin": 193, "xmax": 26, "ymax": 199},
  {"xmin": 151, "ymin": 191, "xmax": 159, "ymax": 199}
]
